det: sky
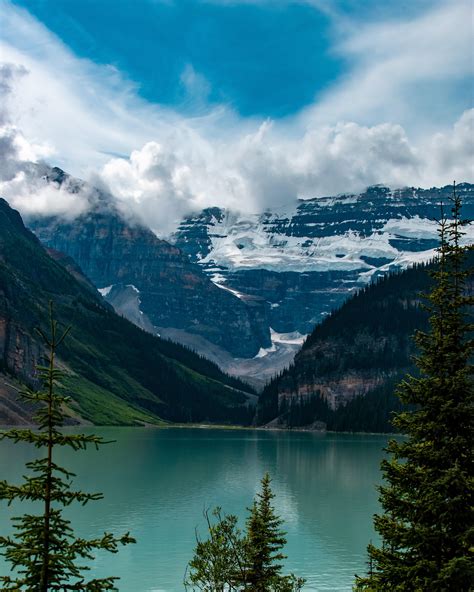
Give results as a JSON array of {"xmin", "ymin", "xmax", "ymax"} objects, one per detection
[{"xmin": 0, "ymin": 0, "xmax": 473, "ymax": 233}]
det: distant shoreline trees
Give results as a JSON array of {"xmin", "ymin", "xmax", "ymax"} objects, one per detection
[
  {"xmin": 0, "ymin": 303, "xmax": 134, "ymax": 591},
  {"xmin": 355, "ymin": 186, "xmax": 474, "ymax": 590}
]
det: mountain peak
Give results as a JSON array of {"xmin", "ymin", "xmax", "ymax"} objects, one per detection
[{"xmin": 47, "ymin": 166, "xmax": 69, "ymax": 185}]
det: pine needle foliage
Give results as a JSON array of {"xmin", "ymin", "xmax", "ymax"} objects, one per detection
[
  {"xmin": 355, "ymin": 186, "xmax": 474, "ymax": 591},
  {"xmin": 185, "ymin": 474, "xmax": 304, "ymax": 591},
  {"xmin": 0, "ymin": 302, "xmax": 135, "ymax": 591},
  {"xmin": 244, "ymin": 473, "xmax": 294, "ymax": 591}
]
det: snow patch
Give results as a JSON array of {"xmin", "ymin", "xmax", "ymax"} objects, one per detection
[
  {"xmin": 381, "ymin": 216, "xmax": 439, "ymax": 239},
  {"xmin": 358, "ymin": 248, "xmax": 439, "ymax": 283},
  {"xmin": 254, "ymin": 344, "xmax": 277, "ymax": 358},
  {"xmin": 199, "ymin": 210, "xmax": 403, "ymax": 273},
  {"xmin": 270, "ymin": 328, "xmax": 307, "ymax": 346},
  {"xmin": 210, "ymin": 272, "xmax": 246, "ymax": 299},
  {"xmin": 253, "ymin": 328, "xmax": 307, "ymax": 359},
  {"xmin": 98, "ymin": 285, "xmax": 113, "ymax": 297}
]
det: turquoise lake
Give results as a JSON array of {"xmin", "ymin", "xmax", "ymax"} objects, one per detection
[{"xmin": 0, "ymin": 428, "xmax": 391, "ymax": 591}]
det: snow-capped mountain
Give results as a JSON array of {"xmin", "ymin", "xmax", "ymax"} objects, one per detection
[
  {"xmin": 23, "ymin": 171, "xmax": 474, "ymax": 389},
  {"xmin": 173, "ymin": 183, "xmax": 474, "ymax": 338}
]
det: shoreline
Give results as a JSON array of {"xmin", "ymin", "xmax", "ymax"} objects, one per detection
[
  {"xmin": 161, "ymin": 423, "xmax": 400, "ymax": 437},
  {"xmin": 0, "ymin": 422, "xmax": 399, "ymax": 437}
]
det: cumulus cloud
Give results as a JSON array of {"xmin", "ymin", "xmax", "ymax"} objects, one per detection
[
  {"xmin": 426, "ymin": 109, "xmax": 474, "ymax": 185},
  {"xmin": 0, "ymin": 0, "xmax": 472, "ymax": 234},
  {"xmin": 0, "ymin": 57, "xmax": 89, "ymax": 218},
  {"xmin": 0, "ymin": 166, "xmax": 91, "ymax": 219},
  {"xmin": 100, "ymin": 111, "xmax": 473, "ymax": 234}
]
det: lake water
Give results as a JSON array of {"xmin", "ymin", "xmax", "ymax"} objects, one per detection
[{"xmin": 0, "ymin": 428, "xmax": 390, "ymax": 591}]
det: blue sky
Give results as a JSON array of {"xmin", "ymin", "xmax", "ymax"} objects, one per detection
[
  {"xmin": 14, "ymin": 0, "xmax": 337, "ymax": 117},
  {"xmin": 0, "ymin": 0, "xmax": 473, "ymax": 230},
  {"xmin": 9, "ymin": 0, "xmax": 454, "ymax": 118}
]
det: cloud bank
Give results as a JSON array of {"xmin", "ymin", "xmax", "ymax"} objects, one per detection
[{"xmin": 0, "ymin": 0, "xmax": 472, "ymax": 234}]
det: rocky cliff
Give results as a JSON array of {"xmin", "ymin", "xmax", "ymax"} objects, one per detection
[
  {"xmin": 256, "ymin": 250, "xmax": 473, "ymax": 432},
  {"xmin": 173, "ymin": 183, "xmax": 474, "ymax": 334},
  {"xmin": 0, "ymin": 197, "xmax": 256, "ymax": 426},
  {"xmin": 255, "ymin": 263, "xmax": 434, "ymax": 429},
  {"xmin": 29, "ymin": 167, "xmax": 271, "ymax": 359}
]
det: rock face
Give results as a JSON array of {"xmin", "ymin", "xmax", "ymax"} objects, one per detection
[
  {"xmin": 173, "ymin": 183, "xmax": 474, "ymax": 336},
  {"xmin": 0, "ymin": 317, "xmax": 42, "ymax": 387},
  {"xmin": 256, "ymin": 255, "xmax": 473, "ymax": 430},
  {"xmin": 0, "ymin": 197, "xmax": 256, "ymax": 426},
  {"xmin": 29, "ymin": 168, "xmax": 271, "ymax": 358},
  {"xmin": 0, "ymin": 376, "xmax": 37, "ymax": 425},
  {"xmin": 0, "ymin": 203, "xmax": 44, "ymax": 388},
  {"xmin": 255, "ymin": 263, "xmax": 435, "ymax": 427}
]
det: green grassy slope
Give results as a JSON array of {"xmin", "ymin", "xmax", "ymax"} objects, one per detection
[{"xmin": 0, "ymin": 199, "xmax": 254, "ymax": 425}]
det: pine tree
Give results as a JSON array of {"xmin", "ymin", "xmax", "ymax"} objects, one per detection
[
  {"xmin": 185, "ymin": 474, "xmax": 304, "ymax": 591},
  {"xmin": 244, "ymin": 473, "xmax": 287, "ymax": 590},
  {"xmin": 355, "ymin": 186, "xmax": 474, "ymax": 591},
  {"xmin": 0, "ymin": 303, "xmax": 135, "ymax": 591}
]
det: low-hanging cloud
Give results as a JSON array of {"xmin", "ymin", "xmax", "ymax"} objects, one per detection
[
  {"xmin": 0, "ymin": 59, "xmax": 89, "ymax": 218},
  {"xmin": 100, "ymin": 111, "xmax": 473, "ymax": 234},
  {"xmin": 0, "ymin": 0, "xmax": 472, "ymax": 234},
  {"xmin": 0, "ymin": 130, "xmax": 90, "ymax": 219}
]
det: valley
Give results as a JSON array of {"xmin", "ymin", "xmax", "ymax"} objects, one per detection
[
  {"xmin": 25, "ymin": 167, "xmax": 474, "ymax": 389},
  {"xmin": 1, "ymin": 167, "xmax": 472, "ymax": 430}
]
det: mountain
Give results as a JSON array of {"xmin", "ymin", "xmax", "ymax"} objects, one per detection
[
  {"xmin": 28, "ymin": 167, "xmax": 271, "ymax": 360},
  {"xmin": 255, "ymin": 250, "xmax": 473, "ymax": 432},
  {"xmin": 0, "ymin": 197, "xmax": 255, "ymax": 426},
  {"xmin": 173, "ymin": 184, "xmax": 474, "ymax": 370},
  {"xmin": 25, "ymin": 170, "xmax": 474, "ymax": 388}
]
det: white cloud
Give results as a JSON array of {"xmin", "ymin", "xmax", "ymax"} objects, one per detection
[
  {"xmin": 0, "ymin": 0, "xmax": 472, "ymax": 234},
  {"xmin": 306, "ymin": 0, "xmax": 473, "ymax": 133},
  {"xmin": 426, "ymin": 109, "xmax": 474, "ymax": 185},
  {"xmin": 180, "ymin": 64, "xmax": 212, "ymax": 107},
  {"xmin": 100, "ymin": 111, "xmax": 473, "ymax": 234},
  {"xmin": 0, "ymin": 137, "xmax": 90, "ymax": 218},
  {"xmin": 0, "ymin": 167, "xmax": 90, "ymax": 219}
]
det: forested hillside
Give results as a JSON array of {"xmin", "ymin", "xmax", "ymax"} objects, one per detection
[
  {"xmin": 0, "ymin": 199, "xmax": 255, "ymax": 426},
  {"xmin": 256, "ymin": 262, "xmax": 437, "ymax": 432}
]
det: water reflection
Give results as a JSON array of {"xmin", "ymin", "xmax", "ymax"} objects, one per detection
[{"xmin": 0, "ymin": 428, "xmax": 390, "ymax": 591}]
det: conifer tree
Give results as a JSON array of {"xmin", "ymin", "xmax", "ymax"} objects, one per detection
[
  {"xmin": 355, "ymin": 186, "xmax": 474, "ymax": 591},
  {"xmin": 0, "ymin": 303, "xmax": 135, "ymax": 591},
  {"xmin": 185, "ymin": 474, "xmax": 304, "ymax": 591},
  {"xmin": 244, "ymin": 473, "xmax": 302, "ymax": 591}
]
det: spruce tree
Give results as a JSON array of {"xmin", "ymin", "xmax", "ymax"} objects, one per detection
[
  {"xmin": 0, "ymin": 303, "xmax": 135, "ymax": 591},
  {"xmin": 245, "ymin": 473, "xmax": 290, "ymax": 590},
  {"xmin": 185, "ymin": 474, "xmax": 304, "ymax": 591},
  {"xmin": 355, "ymin": 186, "xmax": 474, "ymax": 591}
]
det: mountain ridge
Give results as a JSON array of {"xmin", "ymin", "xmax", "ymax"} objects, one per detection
[
  {"xmin": 256, "ymin": 248, "xmax": 473, "ymax": 432},
  {"xmin": 29, "ymin": 167, "xmax": 271, "ymax": 360},
  {"xmin": 18, "ymin": 166, "xmax": 474, "ymax": 387},
  {"xmin": 0, "ymin": 197, "xmax": 255, "ymax": 426}
]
